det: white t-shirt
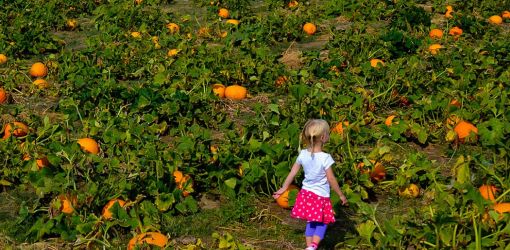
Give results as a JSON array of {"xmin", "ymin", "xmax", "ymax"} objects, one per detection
[{"xmin": 295, "ymin": 149, "xmax": 335, "ymax": 197}]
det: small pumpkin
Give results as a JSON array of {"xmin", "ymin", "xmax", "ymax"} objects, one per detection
[
  {"xmin": 454, "ymin": 120, "xmax": 478, "ymax": 142},
  {"xmin": 3, "ymin": 122, "xmax": 29, "ymax": 139},
  {"xmin": 66, "ymin": 19, "xmax": 78, "ymax": 30},
  {"xmin": 127, "ymin": 232, "xmax": 168, "ymax": 250},
  {"xmin": 224, "ymin": 85, "xmax": 247, "ymax": 100},
  {"xmin": 275, "ymin": 76, "xmax": 288, "ymax": 87},
  {"xmin": 218, "ymin": 8, "xmax": 229, "ymax": 19},
  {"xmin": 448, "ymin": 27, "xmax": 463, "ymax": 39},
  {"xmin": 494, "ymin": 203, "xmax": 510, "ymax": 214},
  {"xmin": 398, "ymin": 184, "xmax": 420, "ymax": 198},
  {"xmin": 370, "ymin": 59, "xmax": 385, "ymax": 68},
  {"xmin": 0, "ymin": 54, "xmax": 7, "ymax": 64},
  {"xmin": 167, "ymin": 49, "xmax": 180, "ymax": 57},
  {"xmin": 102, "ymin": 199, "xmax": 127, "ymax": 219},
  {"xmin": 130, "ymin": 31, "xmax": 141, "ymax": 38},
  {"xmin": 428, "ymin": 44, "xmax": 443, "ymax": 55},
  {"xmin": 331, "ymin": 121, "xmax": 349, "ymax": 135},
  {"xmin": 276, "ymin": 185, "xmax": 299, "ymax": 209},
  {"xmin": 226, "ymin": 19, "xmax": 240, "ymax": 25},
  {"xmin": 0, "ymin": 87, "xmax": 7, "ymax": 104},
  {"xmin": 212, "ymin": 83, "xmax": 226, "ymax": 98},
  {"xmin": 30, "ymin": 62, "xmax": 48, "ymax": 78},
  {"xmin": 502, "ymin": 11, "xmax": 510, "ymax": 19},
  {"xmin": 357, "ymin": 160, "xmax": 386, "ymax": 182},
  {"xmin": 488, "ymin": 15, "xmax": 503, "ymax": 25},
  {"xmin": 173, "ymin": 170, "xmax": 193, "ymax": 196},
  {"xmin": 33, "ymin": 79, "xmax": 49, "ymax": 89},
  {"xmin": 429, "ymin": 29, "xmax": 443, "ymax": 39},
  {"xmin": 288, "ymin": 0, "xmax": 299, "ymax": 8},
  {"xmin": 449, "ymin": 99, "xmax": 461, "ymax": 108},
  {"xmin": 36, "ymin": 157, "xmax": 50, "ymax": 170},
  {"xmin": 479, "ymin": 185, "xmax": 497, "ymax": 201},
  {"xmin": 445, "ymin": 5, "xmax": 454, "ymax": 18},
  {"xmin": 58, "ymin": 194, "xmax": 77, "ymax": 214},
  {"xmin": 77, "ymin": 138, "xmax": 100, "ymax": 154},
  {"xmin": 166, "ymin": 23, "xmax": 180, "ymax": 33},
  {"xmin": 303, "ymin": 22, "xmax": 317, "ymax": 35}
]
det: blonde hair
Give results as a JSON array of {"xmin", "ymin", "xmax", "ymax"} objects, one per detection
[{"xmin": 299, "ymin": 119, "xmax": 330, "ymax": 156}]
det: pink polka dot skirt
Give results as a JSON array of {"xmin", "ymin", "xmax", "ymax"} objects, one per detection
[{"xmin": 291, "ymin": 189, "xmax": 335, "ymax": 224}]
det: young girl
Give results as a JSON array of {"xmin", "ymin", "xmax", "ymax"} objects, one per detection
[{"xmin": 273, "ymin": 119, "xmax": 348, "ymax": 250}]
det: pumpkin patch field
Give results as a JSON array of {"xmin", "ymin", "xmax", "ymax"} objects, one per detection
[{"xmin": 1, "ymin": 0, "xmax": 510, "ymax": 249}]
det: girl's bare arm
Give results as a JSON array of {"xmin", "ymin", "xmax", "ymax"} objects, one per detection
[
  {"xmin": 273, "ymin": 162, "xmax": 301, "ymax": 198},
  {"xmin": 326, "ymin": 167, "xmax": 347, "ymax": 205}
]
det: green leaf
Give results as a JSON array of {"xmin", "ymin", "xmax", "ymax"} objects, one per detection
[
  {"xmin": 356, "ymin": 220, "xmax": 376, "ymax": 244},
  {"xmin": 155, "ymin": 193, "xmax": 175, "ymax": 212},
  {"xmin": 268, "ymin": 104, "xmax": 279, "ymax": 114},
  {"xmin": 224, "ymin": 178, "xmax": 237, "ymax": 189},
  {"xmin": 290, "ymin": 84, "xmax": 309, "ymax": 101}
]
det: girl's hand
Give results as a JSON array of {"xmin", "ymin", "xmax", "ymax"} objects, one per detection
[
  {"xmin": 272, "ymin": 187, "xmax": 287, "ymax": 199},
  {"xmin": 340, "ymin": 195, "xmax": 348, "ymax": 206}
]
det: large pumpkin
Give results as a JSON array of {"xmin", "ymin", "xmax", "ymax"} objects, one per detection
[{"xmin": 224, "ymin": 85, "xmax": 247, "ymax": 100}]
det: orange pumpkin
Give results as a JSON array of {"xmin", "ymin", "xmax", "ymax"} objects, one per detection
[
  {"xmin": 449, "ymin": 99, "xmax": 461, "ymax": 108},
  {"xmin": 303, "ymin": 22, "xmax": 317, "ymax": 35},
  {"xmin": 218, "ymin": 8, "xmax": 229, "ymax": 19},
  {"xmin": 275, "ymin": 76, "xmax": 288, "ymax": 87},
  {"xmin": 66, "ymin": 19, "xmax": 78, "ymax": 30},
  {"xmin": 454, "ymin": 120, "xmax": 478, "ymax": 141},
  {"xmin": 167, "ymin": 49, "xmax": 180, "ymax": 57},
  {"xmin": 173, "ymin": 170, "xmax": 193, "ymax": 196},
  {"xmin": 502, "ymin": 11, "xmax": 510, "ymax": 19},
  {"xmin": 102, "ymin": 199, "xmax": 127, "ymax": 219},
  {"xmin": 127, "ymin": 232, "xmax": 168, "ymax": 250},
  {"xmin": 370, "ymin": 59, "xmax": 385, "ymax": 68},
  {"xmin": 30, "ymin": 62, "xmax": 48, "ymax": 78},
  {"xmin": 3, "ymin": 122, "xmax": 29, "ymax": 139},
  {"xmin": 224, "ymin": 85, "xmax": 247, "ymax": 100},
  {"xmin": 494, "ymin": 203, "xmax": 510, "ymax": 214},
  {"xmin": 58, "ymin": 194, "xmax": 77, "ymax": 214},
  {"xmin": 331, "ymin": 121, "xmax": 349, "ymax": 135},
  {"xmin": 398, "ymin": 184, "xmax": 420, "ymax": 198},
  {"xmin": 0, "ymin": 87, "xmax": 7, "ymax": 104},
  {"xmin": 384, "ymin": 115, "xmax": 397, "ymax": 126},
  {"xmin": 77, "ymin": 138, "xmax": 100, "ymax": 154},
  {"xmin": 130, "ymin": 31, "xmax": 141, "ymax": 38},
  {"xmin": 428, "ymin": 44, "xmax": 443, "ymax": 55},
  {"xmin": 429, "ymin": 29, "xmax": 443, "ymax": 39},
  {"xmin": 36, "ymin": 157, "xmax": 50, "ymax": 170},
  {"xmin": 212, "ymin": 83, "xmax": 226, "ymax": 98},
  {"xmin": 445, "ymin": 5, "xmax": 454, "ymax": 18},
  {"xmin": 448, "ymin": 27, "xmax": 463, "ymax": 39},
  {"xmin": 33, "ymin": 79, "xmax": 49, "ymax": 89},
  {"xmin": 0, "ymin": 54, "xmax": 7, "ymax": 64},
  {"xmin": 479, "ymin": 185, "xmax": 497, "ymax": 201},
  {"xmin": 226, "ymin": 19, "xmax": 240, "ymax": 25},
  {"xmin": 357, "ymin": 160, "xmax": 386, "ymax": 182},
  {"xmin": 166, "ymin": 23, "xmax": 180, "ymax": 33},
  {"xmin": 488, "ymin": 15, "xmax": 503, "ymax": 25},
  {"xmin": 288, "ymin": 0, "xmax": 299, "ymax": 8},
  {"xmin": 276, "ymin": 185, "xmax": 299, "ymax": 209}
]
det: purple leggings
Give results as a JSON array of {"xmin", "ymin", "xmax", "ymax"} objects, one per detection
[{"xmin": 305, "ymin": 221, "xmax": 328, "ymax": 239}]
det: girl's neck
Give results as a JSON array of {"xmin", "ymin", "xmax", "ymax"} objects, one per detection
[{"xmin": 308, "ymin": 144, "xmax": 323, "ymax": 153}]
